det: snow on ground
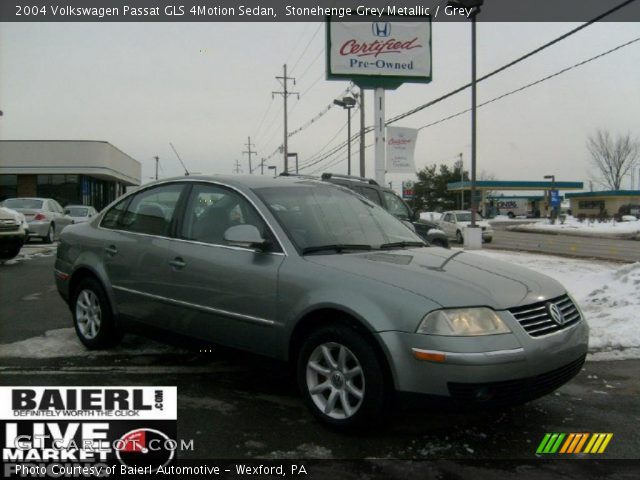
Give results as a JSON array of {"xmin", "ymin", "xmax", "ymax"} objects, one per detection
[
  {"xmin": 474, "ymin": 249, "xmax": 640, "ymax": 360},
  {"xmin": 0, "ymin": 328, "xmax": 183, "ymax": 358},
  {"xmin": 508, "ymin": 216, "xmax": 640, "ymax": 239}
]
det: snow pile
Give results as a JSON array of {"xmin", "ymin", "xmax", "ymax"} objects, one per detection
[
  {"xmin": 419, "ymin": 211, "xmax": 442, "ymax": 223},
  {"xmin": 509, "ymin": 216, "xmax": 640, "ymax": 239},
  {"xmin": 475, "ymin": 250, "xmax": 640, "ymax": 360}
]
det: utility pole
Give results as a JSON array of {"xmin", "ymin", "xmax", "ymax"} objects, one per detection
[
  {"xmin": 359, "ymin": 88, "xmax": 365, "ymax": 178},
  {"xmin": 233, "ymin": 159, "xmax": 242, "ymax": 174},
  {"xmin": 154, "ymin": 156, "xmax": 159, "ymax": 181},
  {"xmin": 458, "ymin": 153, "xmax": 464, "ymax": 209},
  {"xmin": 259, "ymin": 158, "xmax": 265, "ymax": 175},
  {"xmin": 272, "ymin": 64, "xmax": 298, "ymax": 174},
  {"xmin": 243, "ymin": 136, "xmax": 256, "ymax": 174}
]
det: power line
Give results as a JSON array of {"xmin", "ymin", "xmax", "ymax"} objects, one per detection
[
  {"xmin": 416, "ymin": 36, "xmax": 640, "ymax": 131},
  {"xmin": 388, "ymin": 0, "xmax": 638, "ymax": 126},
  {"xmin": 289, "ymin": 24, "xmax": 322, "ymax": 75}
]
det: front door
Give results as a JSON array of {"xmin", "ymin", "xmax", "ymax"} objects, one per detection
[{"xmin": 164, "ymin": 183, "xmax": 284, "ymax": 356}]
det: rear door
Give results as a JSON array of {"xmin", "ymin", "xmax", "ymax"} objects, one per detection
[
  {"xmin": 99, "ymin": 182, "xmax": 187, "ymax": 326},
  {"xmin": 163, "ymin": 182, "xmax": 284, "ymax": 356}
]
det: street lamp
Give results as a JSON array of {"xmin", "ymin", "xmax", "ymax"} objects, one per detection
[
  {"xmin": 268, "ymin": 165, "xmax": 277, "ymax": 177},
  {"xmin": 449, "ymin": 0, "xmax": 483, "ymax": 228},
  {"xmin": 333, "ymin": 96, "xmax": 357, "ymax": 175}
]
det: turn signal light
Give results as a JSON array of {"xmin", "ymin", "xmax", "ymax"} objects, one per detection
[{"xmin": 412, "ymin": 349, "xmax": 446, "ymax": 363}]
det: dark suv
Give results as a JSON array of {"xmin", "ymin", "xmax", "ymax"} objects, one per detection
[{"xmin": 321, "ymin": 173, "xmax": 449, "ymax": 248}]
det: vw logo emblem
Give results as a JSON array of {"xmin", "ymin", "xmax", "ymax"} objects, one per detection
[{"xmin": 547, "ymin": 302, "xmax": 565, "ymax": 326}]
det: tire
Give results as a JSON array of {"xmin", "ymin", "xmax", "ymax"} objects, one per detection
[
  {"xmin": 507, "ymin": 211, "xmax": 515, "ymax": 219},
  {"xmin": 72, "ymin": 277, "xmax": 122, "ymax": 349},
  {"xmin": 43, "ymin": 224, "xmax": 54, "ymax": 244},
  {"xmin": 0, "ymin": 242, "xmax": 23, "ymax": 260},
  {"xmin": 297, "ymin": 323, "xmax": 387, "ymax": 430},
  {"xmin": 484, "ymin": 237, "xmax": 493, "ymax": 244},
  {"xmin": 429, "ymin": 238, "xmax": 446, "ymax": 248},
  {"xmin": 456, "ymin": 230, "xmax": 464, "ymax": 244}
]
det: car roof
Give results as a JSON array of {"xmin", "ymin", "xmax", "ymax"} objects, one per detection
[{"xmin": 143, "ymin": 174, "xmax": 327, "ymax": 190}]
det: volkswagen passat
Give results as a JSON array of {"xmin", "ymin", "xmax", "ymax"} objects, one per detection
[{"xmin": 55, "ymin": 176, "xmax": 588, "ymax": 429}]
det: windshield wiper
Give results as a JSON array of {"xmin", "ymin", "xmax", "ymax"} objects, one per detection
[
  {"xmin": 379, "ymin": 241, "xmax": 426, "ymax": 250},
  {"xmin": 302, "ymin": 244, "xmax": 373, "ymax": 255}
]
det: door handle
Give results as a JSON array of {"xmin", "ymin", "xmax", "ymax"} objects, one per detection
[
  {"xmin": 104, "ymin": 245, "xmax": 118, "ymax": 256},
  {"xmin": 169, "ymin": 257, "xmax": 186, "ymax": 269}
]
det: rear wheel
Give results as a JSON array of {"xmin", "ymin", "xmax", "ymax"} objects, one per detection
[
  {"xmin": 297, "ymin": 324, "xmax": 387, "ymax": 430},
  {"xmin": 456, "ymin": 230, "xmax": 464, "ymax": 244},
  {"xmin": 72, "ymin": 277, "xmax": 122, "ymax": 349},
  {"xmin": 43, "ymin": 224, "xmax": 54, "ymax": 244}
]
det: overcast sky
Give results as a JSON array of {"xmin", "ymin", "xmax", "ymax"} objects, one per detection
[{"xmin": 1, "ymin": 20, "xmax": 639, "ymax": 190}]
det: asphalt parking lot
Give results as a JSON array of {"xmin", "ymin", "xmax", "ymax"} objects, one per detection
[{"xmin": 0, "ymin": 247, "xmax": 639, "ymax": 474}]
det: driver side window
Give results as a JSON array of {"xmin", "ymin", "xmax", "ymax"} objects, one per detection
[{"xmin": 181, "ymin": 184, "xmax": 279, "ymax": 251}]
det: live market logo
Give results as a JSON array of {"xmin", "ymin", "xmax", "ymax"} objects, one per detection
[{"xmin": 0, "ymin": 386, "xmax": 177, "ymax": 477}]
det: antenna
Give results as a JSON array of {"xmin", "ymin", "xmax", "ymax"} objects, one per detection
[{"xmin": 169, "ymin": 142, "xmax": 190, "ymax": 176}]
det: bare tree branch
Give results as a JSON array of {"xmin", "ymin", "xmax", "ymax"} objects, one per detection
[{"xmin": 587, "ymin": 129, "xmax": 639, "ymax": 190}]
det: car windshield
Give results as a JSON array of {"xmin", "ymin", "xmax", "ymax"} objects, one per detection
[
  {"xmin": 3, "ymin": 198, "xmax": 43, "ymax": 209},
  {"xmin": 255, "ymin": 183, "xmax": 424, "ymax": 253},
  {"xmin": 65, "ymin": 207, "xmax": 89, "ymax": 216}
]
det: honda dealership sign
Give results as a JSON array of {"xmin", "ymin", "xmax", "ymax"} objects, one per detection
[{"xmin": 327, "ymin": 18, "xmax": 432, "ymax": 88}]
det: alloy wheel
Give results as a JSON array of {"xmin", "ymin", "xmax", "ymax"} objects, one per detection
[
  {"xmin": 306, "ymin": 342, "xmax": 365, "ymax": 420},
  {"xmin": 75, "ymin": 289, "xmax": 102, "ymax": 340}
]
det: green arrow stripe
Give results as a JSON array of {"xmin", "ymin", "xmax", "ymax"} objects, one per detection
[{"xmin": 537, "ymin": 433, "xmax": 552, "ymax": 454}]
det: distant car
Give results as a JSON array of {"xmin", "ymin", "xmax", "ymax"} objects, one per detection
[
  {"xmin": 439, "ymin": 210, "xmax": 494, "ymax": 244},
  {"xmin": 64, "ymin": 205, "xmax": 98, "ymax": 224},
  {"xmin": 2, "ymin": 197, "xmax": 73, "ymax": 243},
  {"xmin": 55, "ymin": 175, "xmax": 588, "ymax": 429},
  {"xmin": 320, "ymin": 173, "xmax": 449, "ymax": 248},
  {"xmin": 0, "ymin": 206, "xmax": 28, "ymax": 260}
]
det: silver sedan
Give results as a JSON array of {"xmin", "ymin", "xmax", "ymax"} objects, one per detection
[
  {"xmin": 3, "ymin": 197, "xmax": 73, "ymax": 243},
  {"xmin": 54, "ymin": 176, "xmax": 588, "ymax": 429}
]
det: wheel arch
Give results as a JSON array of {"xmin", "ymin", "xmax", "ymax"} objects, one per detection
[{"xmin": 288, "ymin": 308, "xmax": 395, "ymax": 391}]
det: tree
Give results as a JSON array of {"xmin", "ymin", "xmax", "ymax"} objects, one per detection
[
  {"xmin": 412, "ymin": 163, "xmax": 468, "ymax": 212},
  {"xmin": 587, "ymin": 129, "xmax": 639, "ymax": 190}
]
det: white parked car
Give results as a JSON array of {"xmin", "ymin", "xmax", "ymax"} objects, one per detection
[
  {"xmin": 439, "ymin": 210, "xmax": 493, "ymax": 244},
  {"xmin": 64, "ymin": 205, "xmax": 98, "ymax": 224},
  {"xmin": 0, "ymin": 206, "xmax": 28, "ymax": 260}
]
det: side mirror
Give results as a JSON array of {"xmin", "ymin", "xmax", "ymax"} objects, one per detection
[{"xmin": 223, "ymin": 224, "xmax": 268, "ymax": 250}]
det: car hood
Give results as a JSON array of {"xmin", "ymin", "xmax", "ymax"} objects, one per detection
[{"xmin": 305, "ymin": 248, "xmax": 565, "ymax": 310}]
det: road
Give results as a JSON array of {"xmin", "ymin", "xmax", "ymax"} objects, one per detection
[
  {"xmin": 486, "ymin": 228, "xmax": 640, "ymax": 262},
  {"xmin": 1, "ymin": 250, "xmax": 639, "ymax": 470}
]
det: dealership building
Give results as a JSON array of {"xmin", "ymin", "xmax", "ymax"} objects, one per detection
[
  {"xmin": 566, "ymin": 190, "xmax": 640, "ymax": 217},
  {"xmin": 0, "ymin": 140, "xmax": 141, "ymax": 210}
]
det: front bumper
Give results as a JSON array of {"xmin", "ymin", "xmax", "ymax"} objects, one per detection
[{"xmin": 377, "ymin": 310, "xmax": 589, "ymax": 402}]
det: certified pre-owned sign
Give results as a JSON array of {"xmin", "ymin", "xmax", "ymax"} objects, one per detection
[{"xmin": 327, "ymin": 18, "xmax": 432, "ymax": 87}]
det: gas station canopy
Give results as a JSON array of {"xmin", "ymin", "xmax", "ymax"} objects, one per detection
[{"xmin": 447, "ymin": 180, "xmax": 584, "ymax": 191}]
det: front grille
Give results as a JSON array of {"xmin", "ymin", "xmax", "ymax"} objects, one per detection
[
  {"xmin": 448, "ymin": 354, "xmax": 586, "ymax": 405},
  {"xmin": 0, "ymin": 223, "xmax": 19, "ymax": 232},
  {"xmin": 509, "ymin": 294, "xmax": 581, "ymax": 337}
]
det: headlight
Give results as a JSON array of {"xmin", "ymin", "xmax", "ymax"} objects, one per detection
[{"xmin": 417, "ymin": 308, "xmax": 511, "ymax": 336}]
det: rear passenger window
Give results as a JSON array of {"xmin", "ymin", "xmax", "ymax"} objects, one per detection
[
  {"xmin": 357, "ymin": 187, "xmax": 382, "ymax": 205},
  {"xmin": 102, "ymin": 184, "xmax": 184, "ymax": 236}
]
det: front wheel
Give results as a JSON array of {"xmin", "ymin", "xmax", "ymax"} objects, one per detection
[
  {"xmin": 297, "ymin": 324, "xmax": 387, "ymax": 430},
  {"xmin": 72, "ymin": 277, "xmax": 122, "ymax": 349},
  {"xmin": 456, "ymin": 230, "xmax": 464, "ymax": 244}
]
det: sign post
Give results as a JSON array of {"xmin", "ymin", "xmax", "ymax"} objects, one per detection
[{"xmin": 326, "ymin": 17, "xmax": 432, "ymax": 185}]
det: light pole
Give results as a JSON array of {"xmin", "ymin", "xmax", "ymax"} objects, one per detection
[
  {"xmin": 449, "ymin": 0, "xmax": 483, "ymax": 227},
  {"xmin": 456, "ymin": 153, "xmax": 464, "ymax": 209},
  {"xmin": 334, "ymin": 96, "xmax": 357, "ymax": 175},
  {"xmin": 268, "ymin": 165, "xmax": 277, "ymax": 178}
]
